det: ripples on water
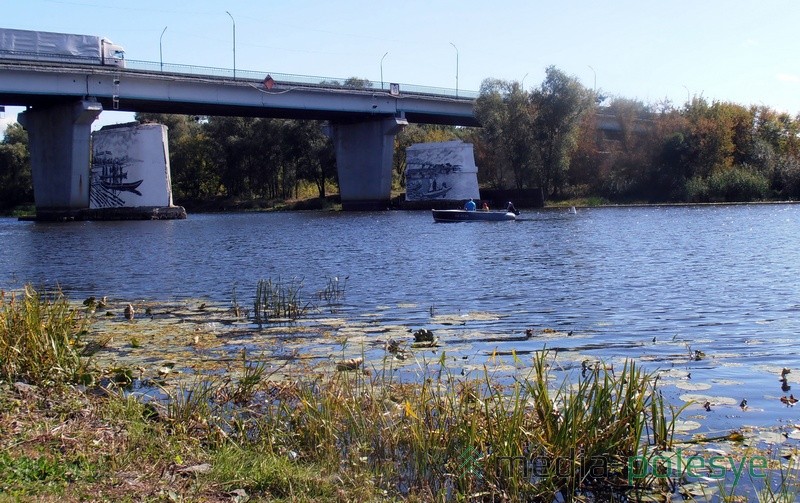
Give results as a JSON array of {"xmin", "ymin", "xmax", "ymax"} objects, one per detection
[{"xmin": 1, "ymin": 204, "xmax": 799, "ymax": 430}]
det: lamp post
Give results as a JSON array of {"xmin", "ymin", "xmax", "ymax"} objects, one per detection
[
  {"xmin": 588, "ymin": 65, "xmax": 596, "ymax": 92},
  {"xmin": 225, "ymin": 11, "xmax": 236, "ymax": 80},
  {"xmin": 683, "ymin": 84, "xmax": 690, "ymax": 104},
  {"xmin": 521, "ymin": 72, "xmax": 528, "ymax": 90},
  {"xmin": 159, "ymin": 26, "xmax": 167, "ymax": 72},
  {"xmin": 380, "ymin": 51, "xmax": 388, "ymax": 90},
  {"xmin": 449, "ymin": 42, "xmax": 458, "ymax": 97}
]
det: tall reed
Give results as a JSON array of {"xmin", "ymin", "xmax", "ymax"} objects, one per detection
[
  {"xmin": 0, "ymin": 285, "xmax": 91, "ymax": 386},
  {"xmin": 226, "ymin": 349, "xmax": 677, "ymax": 501},
  {"xmin": 253, "ymin": 278, "xmax": 309, "ymax": 324}
]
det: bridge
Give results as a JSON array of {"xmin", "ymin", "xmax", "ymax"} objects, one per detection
[{"xmin": 0, "ymin": 58, "xmax": 478, "ymax": 212}]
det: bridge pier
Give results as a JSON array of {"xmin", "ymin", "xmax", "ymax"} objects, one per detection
[
  {"xmin": 18, "ymin": 99, "xmax": 102, "ymax": 213},
  {"xmin": 329, "ymin": 116, "xmax": 407, "ymax": 210}
]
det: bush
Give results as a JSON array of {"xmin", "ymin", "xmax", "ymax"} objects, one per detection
[{"xmin": 687, "ymin": 166, "xmax": 770, "ymax": 202}]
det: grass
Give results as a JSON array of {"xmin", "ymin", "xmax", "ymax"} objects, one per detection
[{"xmin": 0, "ymin": 285, "xmax": 93, "ymax": 386}]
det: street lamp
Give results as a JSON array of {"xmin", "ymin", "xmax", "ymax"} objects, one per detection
[
  {"xmin": 380, "ymin": 51, "xmax": 388, "ymax": 90},
  {"xmin": 449, "ymin": 42, "xmax": 458, "ymax": 97},
  {"xmin": 159, "ymin": 26, "xmax": 167, "ymax": 72},
  {"xmin": 683, "ymin": 84, "xmax": 690, "ymax": 104},
  {"xmin": 521, "ymin": 72, "xmax": 528, "ymax": 90},
  {"xmin": 225, "ymin": 11, "xmax": 236, "ymax": 80},
  {"xmin": 588, "ymin": 65, "xmax": 596, "ymax": 92}
]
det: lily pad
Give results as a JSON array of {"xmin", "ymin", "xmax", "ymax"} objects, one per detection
[
  {"xmin": 679, "ymin": 394, "xmax": 738, "ymax": 406},
  {"xmin": 676, "ymin": 382, "xmax": 712, "ymax": 391}
]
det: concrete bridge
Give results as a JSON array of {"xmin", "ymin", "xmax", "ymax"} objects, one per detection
[{"xmin": 0, "ymin": 58, "xmax": 478, "ymax": 212}]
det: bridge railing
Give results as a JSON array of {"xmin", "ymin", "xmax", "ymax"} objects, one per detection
[{"xmin": 125, "ymin": 59, "xmax": 478, "ymax": 99}]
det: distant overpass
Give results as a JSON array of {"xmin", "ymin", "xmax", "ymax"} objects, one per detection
[{"xmin": 0, "ymin": 58, "xmax": 479, "ymax": 213}]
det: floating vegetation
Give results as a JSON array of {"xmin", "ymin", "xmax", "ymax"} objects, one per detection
[{"xmin": 412, "ymin": 328, "xmax": 435, "ymax": 343}]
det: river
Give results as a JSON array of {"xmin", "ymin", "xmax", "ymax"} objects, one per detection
[{"xmin": 1, "ymin": 204, "xmax": 800, "ymax": 434}]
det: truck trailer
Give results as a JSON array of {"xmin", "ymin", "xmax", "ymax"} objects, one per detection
[{"xmin": 0, "ymin": 27, "xmax": 125, "ymax": 67}]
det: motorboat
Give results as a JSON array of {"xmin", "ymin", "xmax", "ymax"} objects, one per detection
[{"xmin": 432, "ymin": 209, "xmax": 517, "ymax": 222}]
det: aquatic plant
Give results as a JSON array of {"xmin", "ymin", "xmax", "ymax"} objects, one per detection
[
  {"xmin": 253, "ymin": 277, "xmax": 309, "ymax": 324},
  {"xmin": 213, "ymin": 349, "xmax": 680, "ymax": 500},
  {"xmin": 316, "ymin": 275, "xmax": 348, "ymax": 303},
  {"xmin": 0, "ymin": 285, "xmax": 93, "ymax": 386}
]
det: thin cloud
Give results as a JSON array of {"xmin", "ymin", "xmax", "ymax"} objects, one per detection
[{"xmin": 776, "ymin": 73, "xmax": 800, "ymax": 84}]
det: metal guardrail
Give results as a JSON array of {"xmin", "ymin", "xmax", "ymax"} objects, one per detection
[
  {"xmin": 0, "ymin": 51, "xmax": 479, "ymax": 99},
  {"xmin": 125, "ymin": 59, "xmax": 479, "ymax": 99}
]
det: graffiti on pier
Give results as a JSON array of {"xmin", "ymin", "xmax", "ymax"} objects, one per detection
[
  {"xmin": 404, "ymin": 141, "xmax": 480, "ymax": 202},
  {"xmin": 405, "ymin": 163, "xmax": 461, "ymax": 200},
  {"xmin": 90, "ymin": 151, "xmax": 144, "ymax": 208}
]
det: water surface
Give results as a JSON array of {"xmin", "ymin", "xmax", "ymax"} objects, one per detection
[{"xmin": 2, "ymin": 204, "xmax": 799, "ymax": 433}]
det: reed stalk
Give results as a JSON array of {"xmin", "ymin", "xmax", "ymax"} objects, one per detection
[{"xmin": 253, "ymin": 278, "xmax": 309, "ymax": 324}]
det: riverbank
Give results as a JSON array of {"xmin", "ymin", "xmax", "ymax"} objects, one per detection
[
  {"xmin": 4, "ymin": 193, "xmax": 799, "ymax": 219},
  {"xmin": 2, "ymin": 287, "xmax": 799, "ymax": 501}
]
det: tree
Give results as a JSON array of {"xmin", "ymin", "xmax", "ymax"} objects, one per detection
[
  {"xmin": 474, "ymin": 78, "xmax": 537, "ymax": 190},
  {"xmin": 284, "ymin": 120, "xmax": 336, "ymax": 198},
  {"xmin": 529, "ymin": 66, "xmax": 595, "ymax": 197},
  {"xmin": 135, "ymin": 113, "xmax": 214, "ymax": 202},
  {"xmin": 0, "ymin": 123, "xmax": 32, "ymax": 209}
]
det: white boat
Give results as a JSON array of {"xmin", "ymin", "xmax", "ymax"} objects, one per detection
[{"xmin": 432, "ymin": 209, "xmax": 517, "ymax": 222}]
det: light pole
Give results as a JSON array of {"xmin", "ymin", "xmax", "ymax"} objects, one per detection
[
  {"xmin": 588, "ymin": 65, "xmax": 596, "ymax": 92},
  {"xmin": 159, "ymin": 26, "xmax": 167, "ymax": 72},
  {"xmin": 683, "ymin": 84, "xmax": 690, "ymax": 104},
  {"xmin": 380, "ymin": 51, "xmax": 388, "ymax": 90},
  {"xmin": 449, "ymin": 42, "xmax": 458, "ymax": 97},
  {"xmin": 225, "ymin": 11, "xmax": 236, "ymax": 80},
  {"xmin": 521, "ymin": 72, "xmax": 528, "ymax": 90}
]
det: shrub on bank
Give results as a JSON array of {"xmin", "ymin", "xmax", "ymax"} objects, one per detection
[{"xmin": 686, "ymin": 166, "xmax": 770, "ymax": 203}]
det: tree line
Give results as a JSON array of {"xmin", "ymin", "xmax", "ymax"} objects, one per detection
[{"xmin": 3, "ymin": 65, "xmax": 800, "ymax": 211}]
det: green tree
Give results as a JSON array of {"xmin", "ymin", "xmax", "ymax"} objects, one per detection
[
  {"xmin": 530, "ymin": 66, "xmax": 595, "ymax": 197},
  {"xmin": 135, "ymin": 113, "xmax": 215, "ymax": 202},
  {"xmin": 474, "ymin": 78, "xmax": 537, "ymax": 190},
  {"xmin": 0, "ymin": 123, "xmax": 32, "ymax": 209},
  {"xmin": 284, "ymin": 120, "xmax": 336, "ymax": 198}
]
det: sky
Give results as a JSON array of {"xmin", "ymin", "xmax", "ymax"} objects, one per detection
[{"xmin": 3, "ymin": 0, "xmax": 800, "ymax": 134}]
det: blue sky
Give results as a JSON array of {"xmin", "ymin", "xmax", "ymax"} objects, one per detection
[{"xmin": 3, "ymin": 0, "xmax": 800, "ymax": 132}]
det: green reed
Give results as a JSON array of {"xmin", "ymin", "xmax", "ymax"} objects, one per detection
[
  {"xmin": 316, "ymin": 275, "xmax": 347, "ymax": 303},
  {"xmin": 203, "ymin": 349, "xmax": 677, "ymax": 501},
  {"xmin": 0, "ymin": 285, "xmax": 92, "ymax": 386},
  {"xmin": 253, "ymin": 278, "xmax": 309, "ymax": 324}
]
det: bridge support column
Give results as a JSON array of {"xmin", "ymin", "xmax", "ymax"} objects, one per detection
[
  {"xmin": 18, "ymin": 99, "xmax": 102, "ymax": 215},
  {"xmin": 330, "ymin": 116, "xmax": 407, "ymax": 210}
]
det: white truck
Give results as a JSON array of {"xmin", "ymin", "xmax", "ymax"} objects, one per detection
[{"xmin": 0, "ymin": 28, "xmax": 125, "ymax": 67}]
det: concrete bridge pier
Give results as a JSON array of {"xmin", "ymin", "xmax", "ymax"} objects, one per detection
[
  {"xmin": 18, "ymin": 99, "xmax": 102, "ymax": 215},
  {"xmin": 330, "ymin": 116, "xmax": 407, "ymax": 210}
]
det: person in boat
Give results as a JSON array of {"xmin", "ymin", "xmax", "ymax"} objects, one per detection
[
  {"xmin": 506, "ymin": 201, "xmax": 519, "ymax": 215},
  {"xmin": 464, "ymin": 199, "xmax": 476, "ymax": 211},
  {"xmin": 481, "ymin": 201, "xmax": 490, "ymax": 211}
]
